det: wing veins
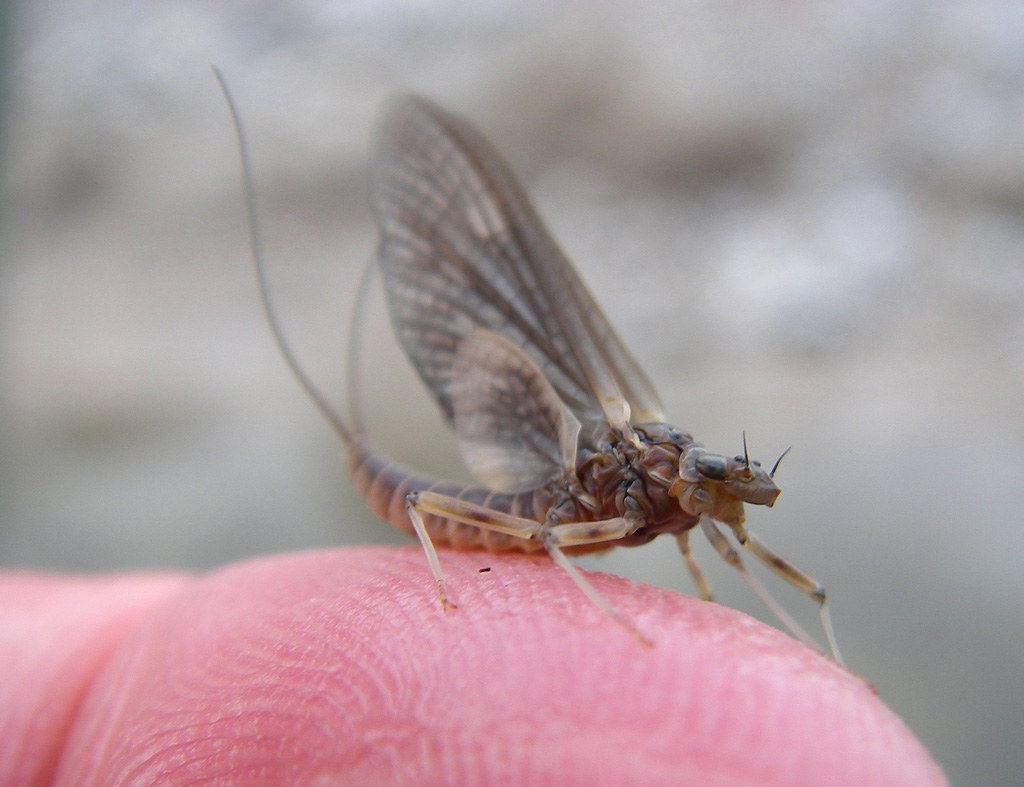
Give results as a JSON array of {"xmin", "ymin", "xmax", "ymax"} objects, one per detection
[{"xmin": 372, "ymin": 96, "xmax": 664, "ymax": 445}]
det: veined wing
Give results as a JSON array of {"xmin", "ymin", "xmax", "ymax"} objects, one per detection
[
  {"xmin": 370, "ymin": 95, "xmax": 665, "ymax": 448},
  {"xmin": 450, "ymin": 329, "xmax": 581, "ymax": 493}
]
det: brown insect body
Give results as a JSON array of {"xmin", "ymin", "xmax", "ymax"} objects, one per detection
[
  {"xmin": 215, "ymin": 67, "xmax": 843, "ymax": 660},
  {"xmin": 350, "ymin": 420, "xmax": 763, "ymax": 556}
]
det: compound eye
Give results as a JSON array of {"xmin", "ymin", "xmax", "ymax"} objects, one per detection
[{"xmin": 695, "ymin": 454, "xmax": 729, "ymax": 480}]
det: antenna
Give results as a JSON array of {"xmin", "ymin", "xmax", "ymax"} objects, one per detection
[
  {"xmin": 770, "ymin": 446, "xmax": 793, "ymax": 479},
  {"xmin": 212, "ymin": 65, "xmax": 352, "ymax": 444}
]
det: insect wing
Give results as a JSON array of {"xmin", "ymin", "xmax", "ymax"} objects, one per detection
[
  {"xmin": 370, "ymin": 95, "xmax": 665, "ymax": 447},
  {"xmin": 450, "ymin": 329, "xmax": 581, "ymax": 492}
]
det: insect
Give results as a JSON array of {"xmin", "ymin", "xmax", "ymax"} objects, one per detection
[{"xmin": 214, "ymin": 69, "xmax": 842, "ymax": 662}]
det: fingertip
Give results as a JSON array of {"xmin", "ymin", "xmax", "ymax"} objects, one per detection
[{"xmin": 53, "ymin": 548, "xmax": 947, "ymax": 786}]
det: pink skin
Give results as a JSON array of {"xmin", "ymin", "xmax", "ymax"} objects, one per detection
[{"xmin": 1, "ymin": 547, "xmax": 947, "ymax": 786}]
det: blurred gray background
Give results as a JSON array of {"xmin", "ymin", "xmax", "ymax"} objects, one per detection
[{"xmin": 2, "ymin": 2, "xmax": 1022, "ymax": 785}]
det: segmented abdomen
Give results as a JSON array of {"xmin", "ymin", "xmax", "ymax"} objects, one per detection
[{"xmin": 346, "ymin": 439, "xmax": 549, "ymax": 554}]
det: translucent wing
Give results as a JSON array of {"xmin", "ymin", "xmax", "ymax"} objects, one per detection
[
  {"xmin": 370, "ymin": 95, "xmax": 665, "ymax": 448},
  {"xmin": 450, "ymin": 330, "xmax": 581, "ymax": 492}
]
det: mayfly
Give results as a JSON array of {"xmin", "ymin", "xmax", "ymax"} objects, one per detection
[{"xmin": 214, "ymin": 69, "xmax": 842, "ymax": 662}]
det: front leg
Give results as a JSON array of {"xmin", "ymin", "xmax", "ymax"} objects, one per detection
[
  {"xmin": 731, "ymin": 524, "xmax": 844, "ymax": 664},
  {"xmin": 699, "ymin": 515, "xmax": 823, "ymax": 657}
]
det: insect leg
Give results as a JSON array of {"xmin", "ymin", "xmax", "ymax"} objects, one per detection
[
  {"xmin": 698, "ymin": 515, "xmax": 826, "ymax": 658},
  {"xmin": 408, "ymin": 490, "xmax": 651, "ymax": 644},
  {"xmin": 541, "ymin": 516, "xmax": 652, "ymax": 646},
  {"xmin": 406, "ymin": 489, "xmax": 546, "ymax": 613},
  {"xmin": 409, "ymin": 490, "xmax": 544, "ymax": 539},
  {"xmin": 674, "ymin": 531, "xmax": 714, "ymax": 602},
  {"xmin": 404, "ymin": 500, "xmax": 457, "ymax": 611},
  {"xmin": 731, "ymin": 525, "xmax": 844, "ymax": 665}
]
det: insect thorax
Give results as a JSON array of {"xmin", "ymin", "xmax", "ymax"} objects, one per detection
[{"xmin": 562, "ymin": 423, "xmax": 703, "ymax": 544}]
